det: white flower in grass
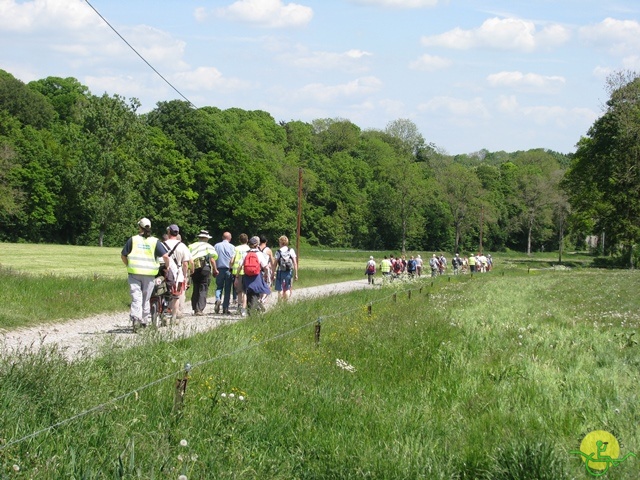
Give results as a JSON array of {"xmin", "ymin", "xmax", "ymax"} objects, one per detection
[
  {"xmin": 615, "ymin": 408, "xmax": 620, "ymax": 414},
  {"xmin": 336, "ymin": 358, "xmax": 357, "ymax": 373},
  {"xmin": 179, "ymin": 475, "xmax": 188, "ymax": 480},
  {"xmin": 229, "ymin": 393, "xmax": 235, "ymax": 398},
  {"xmin": 221, "ymin": 392, "xmax": 227, "ymax": 398},
  {"xmin": 180, "ymin": 439, "xmax": 188, "ymax": 447},
  {"xmin": 239, "ymin": 395, "xmax": 245, "ymax": 401},
  {"xmin": 12, "ymin": 465, "xmax": 19, "ymax": 472}
]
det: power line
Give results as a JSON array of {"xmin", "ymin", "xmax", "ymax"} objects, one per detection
[{"xmin": 83, "ymin": 0, "xmax": 196, "ymax": 108}]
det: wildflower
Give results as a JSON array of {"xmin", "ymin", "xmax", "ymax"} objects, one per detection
[
  {"xmin": 239, "ymin": 395, "xmax": 245, "ymax": 401},
  {"xmin": 191, "ymin": 454, "xmax": 199, "ymax": 461},
  {"xmin": 615, "ymin": 408, "xmax": 620, "ymax": 414},
  {"xmin": 229, "ymin": 393, "xmax": 235, "ymax": 398},
  {"xmin": 336, "ymin": 358, "xmax": 357, "ymax": 373},
  {"xmin": 180, "ymin": 439, "xmax": 188, "ymax": 447},
  {"xmin": 221, "ymin": 392, "xmax": 227, "ymax": 398},
  {"xmin": 13, "ymin": 465, "xmax": 19, "ymax": 472},
  {"xmin": 177, "ymin": 454, "xmax": 184, "ymax": 462},
  {"xmin": 179, "ymin": 475, "xmax": 188, "ymax": 480}
]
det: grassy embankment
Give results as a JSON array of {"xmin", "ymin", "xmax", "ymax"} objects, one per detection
[{"xmin": 1, "ymin": 255, "xmax": 638, "ymax": 478}]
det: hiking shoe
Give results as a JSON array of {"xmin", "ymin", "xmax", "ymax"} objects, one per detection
[
  {"xmin": 194, "ymin": 311, "xmax": 205, "ymax": 317},
  {"xmin": 214, "ymin": 300, "xmax": 221, "ymax": 314},
  {"xmin": 240, "ymin": 308, "xmax": 248, "ymax": 318},
  {"xmin": 223, "ymin": 309, "xmax": 231, "ymax": 315}
]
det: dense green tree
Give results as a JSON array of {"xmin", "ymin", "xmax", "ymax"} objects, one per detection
[
  {"xmin": 0, "ymin": 70, "xmax": 56, "ymax": 129},
  {"xmin": 564, "ymin": 71, "xmax": 640, "ymax": 265}
]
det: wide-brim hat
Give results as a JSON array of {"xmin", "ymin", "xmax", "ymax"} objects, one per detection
[{"xmin": 197, "ymin": 230, "xmax": 212, "ymax": 239}]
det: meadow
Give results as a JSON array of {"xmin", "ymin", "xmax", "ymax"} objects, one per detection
[{"xmin": 1, "ymin": 245, "xmax": 638, "ymax": 478}]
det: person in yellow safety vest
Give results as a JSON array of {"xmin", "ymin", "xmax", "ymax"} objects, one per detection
[
  {"xmin": 188, "ymin": 230, "xmax": 219, "ymax": 316},
  {"xmin": 379, "ymin": 255, "xmax": 392, "ymax": 281},
  {"xmin": 121, "ymin": 217, "xmax": 171, "ymax": 331},
  {"xmin": 468, "ymin": 253, "xmax": 477, "ymax": 273}
]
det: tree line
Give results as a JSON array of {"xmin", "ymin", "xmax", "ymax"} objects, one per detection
[{"xmin": 1, "ymin": 68, "xmax": 637, "ymax": 260}]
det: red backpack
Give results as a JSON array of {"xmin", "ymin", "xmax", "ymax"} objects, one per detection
[{"xmin": 243, "ymin": 251, "xmax": 261, "ymax": 276}]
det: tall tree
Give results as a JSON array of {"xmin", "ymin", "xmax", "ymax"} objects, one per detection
[{"xmin": 564, "ymin": 71, "xmax": 640, "ymax": 265}]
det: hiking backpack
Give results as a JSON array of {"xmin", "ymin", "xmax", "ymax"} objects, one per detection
[
  {"xmin": 277, "ymin": 248, "xmax": 294, "ymax": 271},
  {"xmin": 243, "ymin": 251, "xmax": 262, "ymax": 276}
]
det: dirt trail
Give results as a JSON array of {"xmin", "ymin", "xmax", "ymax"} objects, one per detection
[{"xmin": 0, "ymin": 279, "xmax": 374, "ymax": 361}]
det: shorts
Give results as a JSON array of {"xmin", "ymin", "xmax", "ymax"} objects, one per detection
[{"xmin": 275, "ymin": 270, "xmax": 293, "ymax": 291}]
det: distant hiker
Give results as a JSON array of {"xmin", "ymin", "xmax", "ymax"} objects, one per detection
[
  {"xmin": 365, "ymin": 256, "xmax": 376, "ymax": 284},
  {"xmin": 213, "ymin": 231, "xmax": 235, "ymax": 315},
  {"xmin": 407, "ymin": 255, "xmax": 417, "ymax": 277},
  {"xmin": 274, "ymin": 235, "xmax": 298, "ymax": 301},
  {"xmin": 415, "ymin": 255, "xmax": 423, "ymax": 276},
  {"xmin": 240, "ymin": 236, "xmax": 271, "ymax": 313},
  {"xmin": 452, "ymin": 253, "xmax": 463, "ymax": 275},
  {"xmin": 429, "ymin": 254, "xmax": 440, "ymax": 277},
  {"xmin": 163, "ymin": 224, "xmax": 191, "ymax": 321},
  {"xmin": 380, "ymin": 256, "xmax": 392, "ymax": 281},
  {"xmin": 121, "ymin": 217, "xmax": 170, "ymax": 330},
  {"xmin": 230, "ymin": 233, "xmax": 250, "ymax": 317},
  {"xmin": 188, "ymin": 230, "xmax": 219, "ymax": 316}
]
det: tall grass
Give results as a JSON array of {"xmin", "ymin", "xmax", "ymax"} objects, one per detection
[{"xmin": 1, "ymin": 269, "xmax": 639, "ymax": 478}]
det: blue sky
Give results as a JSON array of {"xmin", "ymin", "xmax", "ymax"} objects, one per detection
[{"xmin": 1, "ymin": 0, "xmax": 639, "ymax": 155}]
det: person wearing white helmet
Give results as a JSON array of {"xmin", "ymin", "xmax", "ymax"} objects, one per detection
[{"xmin": 121, "ymin": 217, "xmax": 170, "ymax": 331}]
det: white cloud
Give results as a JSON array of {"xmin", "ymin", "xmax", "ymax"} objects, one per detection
[
  {"xmin": 522, "ymin": 105, "xmax": 596, "ymax": 127},
  {"xmin": 487, "ymin": 71, "xmax": 565, "ymax": 92},
  {"xmin": 409, "ymin": 54, "xmax": 452, "ymax": 71},
  {"xmin": 347, "ymin": 0, "xmax": 441, "ymax": 7},
  {"xmin": 296, "ymin": 76, "xmax": 383, "ymax": 102},
  {"xmin": 497, "ymin": 94, "xmax": 519, "ymax": 113},
  {"xmin": 622, "ymin": 55, "xmax": 640, "ymax": 70},
  {"xmin": 280, "ymin": 48, "xmax": 373, "ymax": 71},
  {"xmin": 0, "ymin": 0, "xmax": 100, "ymax": 32},
  {"xmin": 580, "ymin": 18, "xmax": 640, "ymax": 56},
  {"xmin": 419, "ymin": 96, "xmax": 490, "ymax": 118},
  {"xmin": 421, "ymin": 17, "xmax": 570, "ymax": 52},
  {"xmin": 215, "ymin": 0, "xmax": 313, "ymax": 28},
  {"xmin": 173, "ymin": 67, "xmax": 252, "ymax": 92}
]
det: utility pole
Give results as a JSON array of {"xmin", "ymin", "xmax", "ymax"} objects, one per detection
[
  {"xmin": 479, "ymin": 205, "xmax": 484, "ymax": 255},
  {"xmin": 296, "ymin": 168, "xmax": 303, "ymax": 262}
]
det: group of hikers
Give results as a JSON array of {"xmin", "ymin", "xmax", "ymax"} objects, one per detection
[
  {"xmin": 369, "ymin": 252, "xmax": 493, "ymax": 282},
  {"xmin": 121, "ymin": 218, "xmax": 299, "ymax": 330}
]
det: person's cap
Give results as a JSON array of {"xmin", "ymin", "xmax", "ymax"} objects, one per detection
[
  {"xmin": 167, "ymin": 224, "xmax": 179, "ymax": 235},
  {"xmin": 455, "ymin": 253, "xmax": 459, "ymax": 256},
  {"xmin": 197, "ymin": 230, "xmax": 212, "ymax": 239},
  {"xmin": 417, "ymin": 255, "xmax": 421, "ymax": 258},
  {"xmin": 249, "ymin": 236, "xmax": 260, "ymax": 247},
  {"xmin": 432, "ymin": 254, "xmax": 436, "ymax": 257},
  {"xmin": 369, "ymin": 256, "xmax": 374, "ymax": 260},
  {"xmin": 138, "ymin": 217, "xmax": 151, "ymax": 229}
]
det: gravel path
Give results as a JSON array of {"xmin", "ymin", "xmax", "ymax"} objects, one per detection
[{"xmin": 0, "ymin": 279, "xmax": 375, "ymax": 361}]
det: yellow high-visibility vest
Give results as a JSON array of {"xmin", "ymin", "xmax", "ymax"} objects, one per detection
[{"xmin": 127, "ymin": 235, "xmax": 160, "ymax": 276}]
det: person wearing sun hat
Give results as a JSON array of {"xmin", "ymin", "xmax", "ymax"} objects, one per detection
[
  {"xmin": 188, "ymin": 229, "xmax": 219, "ymax": 316},
  {"xmin": 121, "ymin": 217, "xmax": 171, "ymax": 331}
]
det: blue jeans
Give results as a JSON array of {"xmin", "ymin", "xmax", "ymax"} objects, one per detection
[{"xmin": 215, "ymin": 267, "xmax": 233, "ymax": 311}]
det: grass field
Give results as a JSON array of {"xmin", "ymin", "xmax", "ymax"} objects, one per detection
[
  {"xmin": 1, "ymin": 262, "xmax": 639, "ymax": 478},
  {"xmin": 1, "ymin": 242, "xmax": 595, "ymax": 329}
]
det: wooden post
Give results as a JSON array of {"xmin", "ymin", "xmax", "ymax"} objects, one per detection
[
  {"xmin": 367, "ymin": 303, "xmax": 372, "ymax": 316},
  {"xmin": 408, "ymin": 290, "xmax": 412, "ymax": 300},
  {"xmin": 393, "ymin": 293, "xmax": 397, "ymax": 303},
  {"xmin": 173, "ymin": 363, "xmax": 191, "ymax": 414},
  {"xmin": 314, "ymin": 318, "xmax": 321, "ymax": 345}
]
